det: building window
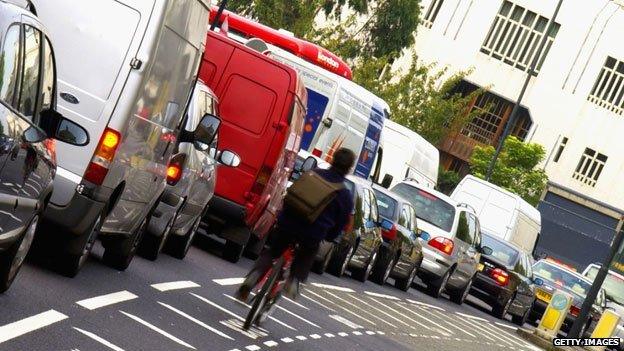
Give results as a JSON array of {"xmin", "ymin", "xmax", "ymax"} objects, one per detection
[
  {"xmin": 481, "ymin": 0, "xmax": 560, "ymax": 75},
  {"xmin": 588, "ymin": 56, "xmax": 624, "ymax": 115},
  {"xmin": 553, "ymin": 137, "xmax": 568, "ymax": 163},
  {"xmin": 422, "ymin": 0, "xmax": 444, "ymax": 28},
  {"xmin": 573, "ymin": 148, "xmax": 607, "ymax": 187}
]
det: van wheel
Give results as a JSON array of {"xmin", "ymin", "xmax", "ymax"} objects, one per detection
[
  {"xmin": 396, "ymin": 265, "xmax": 418, "ymax": 292},
  {"xmin": 59, "ymin": 212, "xmax": 104, "ymax": 278},
  {"xmin": 139, "ymin": 217, "xmax": 174, "ymax": 261},
  {"xmin": 167, "ymin": 217, "xmax": 201, "ymax": 259},
  {"xmin": 449, "ymin": 276, "xmax": 473, "ymax": 305},
  {"xmin": 103, "ymin": 218, "xmax": 148, "ymax": 271},
  {"xmin": 0, "ymin": 215, "xmax": 39, "ymax": 293},
  {"xmin": 223, "ymin": 241, "xmax": 244, "ymax": 263},
  {"xmin": 427, "ymin": 270, "xmax": 450, "ymax": 298}
]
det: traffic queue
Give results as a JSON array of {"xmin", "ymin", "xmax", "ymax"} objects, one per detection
[{"xmin": 0, "ymin": 0, "xmax": 616, "ymax": 340}]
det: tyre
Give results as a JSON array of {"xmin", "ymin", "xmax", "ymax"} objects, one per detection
[
  {"xmin": 395, "ymin": 265, "xmax": 418, "ymax": 292},
  {"xmin": 138, "ymin": 217, "xmax": 174, "ymax": 261},
  {"xmin": 223, "ymin": 240, "xmax": 244, "ymax": 263},
  {"xmin": 0, "ymin": 215, "xmax": 39, "ymax": 293},
  {"xmin": 492, "ymin": 296, "xmax": 513, "ymax": 319},
  {"xmin": 427, "ymin": 269, "xmax": 450, "ymax": 298},
  {"xmin": 103, "ymin": 218, "xmax": 148, "ymax": 271},
  {"xmin": 328, "ymin": 245, "xmax": 354, "ymax": 277},
  {"xmin": 511, "ymin": 306, "xmax": 530, "ymax": 326},
  {"xmin": 449, "ymin": 276, "xmax": 473, "ymax": 305},
  {"xmin": 167, "ymin": 217, "xmax": 201, "ymax": 259},
  {"xmin": 58, "ymin": 212, "xmax": 104, "ymax": 277},
  {"xmin": 244, "ymin": 256, "xmax": 284, "ymax": 330},
  {"xmin": 370, "ymin": 250, "xmax": 395, "ymax": 285},
  {"xmin": 312, "ymin": 245, "xmax": 333, "ymax": 275},
  {"xmin": 352, "ymin": 249, "xmax": 377, "ymax": 282}
]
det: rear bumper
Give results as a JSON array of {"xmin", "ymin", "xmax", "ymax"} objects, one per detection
[
  {"xmin": 43, "ymin": 187, "xmax": 110, "ymax": 238},
  {"xmin": 204, "ymin": 195, "xmax": 250, "ymax": 245},
  {"xmin": 146, "ymin": 190, "xmax": 184, "ymax": 238},
  {"xmin": 471, "ymin": 273, "xmax": 513, "ymax": 307},
  {"xmin": 418, "ymin": 246, "xmax": 452, "ymax": 280}
]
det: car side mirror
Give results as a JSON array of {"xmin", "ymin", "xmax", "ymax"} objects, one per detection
[
  {"xmin": 300, "ymin": 156, "xmax": 317, "ymax": 173},
  {"xmin": 38, "ymin": 109, "xmax": 89, "ymax": 146},
  {"xmin": 380, "ymin": 174, "xmax": 393, "ymax": 189},
  {"xmin": 480, "ymin": 245, "xmax": 493, "ymax": 255},
  {"xmin": 532, "ymin": 276, "xmax": 544, "ymax": 286},
  {"xmin": 217, "ymin": 150, "xmax": 240, "ymax": 167},
  {"xmin": 192, "ymin": 113, "xmax": 220, "ymax": 150}
]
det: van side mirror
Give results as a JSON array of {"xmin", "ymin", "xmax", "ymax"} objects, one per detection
[
  {"xmin": 38, "ymin": 109, "xmax": 89, "ymax": 146},
  {"xmin": 217, "ymin": 150, "xmax": 241, "ymax": 167},
  {"xmin": 380, "ymin": 174, "xmax": 393, "ymax": 189}
]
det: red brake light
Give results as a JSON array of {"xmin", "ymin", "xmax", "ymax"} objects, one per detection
[
  {"xmin": 381, "ymin": 224, "xmax": 398, "ymax": 241},
  {"xmin": 429, "ymin": 237, "xmax": 454, "ymax": 255},
  {"xmin": 490, "ymin": 268, "xmax": 509, "ymax": 286},
  {"xmin": 166, "ymin": 154, "xmax": 186, "ymax": 186},
  {"xmin": 84, "ymin": 128, "xmax": 122, "ymax": 185},
  {"xmin": 311, "ymin": 148, "xmax": 322, "ymax": 157},
  {"xmin": 570, "ymin": 305, "xmax": 580, "ymax": 317},
  {"xmin": 250, "ymin": 165, "xmax": 273, "ymax": 196}
]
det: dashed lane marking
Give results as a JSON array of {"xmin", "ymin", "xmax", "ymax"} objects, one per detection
[
  {"xmin": 0, "ymin": 310, "xmax": 68, "ymax": 344},
  {"xmin": 303, "ymin": 290, "xmax": 376, "ymax": 326},
  {"xmin": 190, "ymin": 293, "xmax": 244, "ymax": 322},
  {"xmin": 405, "ymin": 299, "xmax": 445, "ymax": 311},
  {"xmin": 157, "ymin": 302, "xmax": 234, "ymax": 340},
  {"xmin": 455, "ymin": 312, "xmax": 488, "ymax": 322},
  {"xmin": 245, "ymin": 345, "xmax": 260, "ymax": 351},
  {"xmin": 151, "ymin": 281, "xmax": 200, "ymax": 292},
  {"xmin": 310, "ymin": 334, "xmax": 321, "ymax": 339},
  {"xmin": 377, "ymin": 331, "xmax": 385, "ymax": 335},
  {"xmin": 73, "ymin": 327, "xmax": 126, "ymax": 351},
  {"xmin": 281, "ymin": 337, "xmax": 293, "ymax": 343},
  {"xmin": 222, "ymin": 294, "xmax": 297, "ymax": 331},
  {"xmin": 352, "ymin": 331, "xmax": 363, "ymax": 336},
  {"xmin": 119, "ymin": 311, "xmax": 195, "ymax": 349},
  {"xmin": 366, "ymin": 331, "xmax": 376, "ymax": 335},
  {"xmin": 76, "ymin": 291, "xmax": 138, "ymax": 310},
  {"xmin": 495, "ymin": 322, "xmax": 517, "ymax": 330},
  {"xmin": 310, "ymin": 283, "xmax": 355, "ymax": 293},
  {"xmin": 299, "ymin": 293, "xmax": 336, "ymax": 312},
  {"xmin": 324, "ymin": 333, "xmax": 335, "ymax": 338},
  {"xmin": 213, "ymin": 278, "xmax": 245, "ymax": 286},
  {"xmin": 338, "ymin": 332, "xmax": 348, "ymax": 337},
  {"xmin": 296, "ymin": 335, "xmax": 307, "ymax": 341},
  {"xmin": 263, "ymin": 340, "xmax": 278, "ymax": 347},
  {"xmin": 363, "ymin": 291, "xmax": 400, "ymax": 300}
]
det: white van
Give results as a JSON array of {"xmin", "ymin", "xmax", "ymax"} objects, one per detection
[
  {"xmin": 378, "ymin": 119, "xmax": 439, "ymax": 189},
  {"xmin": 32, "ymin": 0, "xmax": 210, "ymax": 275},
  {"xmin": 450, "ymin": 175, "xmax": 541, "ymax": 252}
]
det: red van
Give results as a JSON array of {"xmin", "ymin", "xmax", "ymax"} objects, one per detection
[{"xmin": 200, "ymin": 32, "xmax": 306, "ymax": 262}]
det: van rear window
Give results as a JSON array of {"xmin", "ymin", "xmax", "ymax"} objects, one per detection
[{"xmin": 220, "ymin": 75, "xmax": 276, "ymax": 135}]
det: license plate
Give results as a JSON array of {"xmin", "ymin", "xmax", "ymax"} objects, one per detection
[
  {"xmin": 536, "ymin": 289, "xmax": 552, "ymax": 303},
  {"xmin": 477, "ymin": 263, "xmax": 485, "ymax": 271}
]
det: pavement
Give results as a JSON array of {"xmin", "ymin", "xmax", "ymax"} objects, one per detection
[{"xmin": 0, "ymin": 232, "xmax": 545, "ymax": 351}]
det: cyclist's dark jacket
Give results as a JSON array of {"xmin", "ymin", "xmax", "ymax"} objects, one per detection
[{"xmin": 277, "ymin": 168, "xmax": 353, "ymax": 242}]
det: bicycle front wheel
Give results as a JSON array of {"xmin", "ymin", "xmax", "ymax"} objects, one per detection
[{"xmin": 244, "ymin": 256, "xmax": 284, "ymax": 330}]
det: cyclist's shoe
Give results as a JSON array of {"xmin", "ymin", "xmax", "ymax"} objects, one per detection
[
  {"xmin": 284, "ymin": 278, "xmax": 299, "ymax": 300},
  {"xmin": 235, "ymin": 284, "xmax": 251, "ymax": 302}
]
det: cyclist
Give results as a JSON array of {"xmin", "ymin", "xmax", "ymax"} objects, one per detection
[{"xmin": 236, "ymin": 148, "xmax": 356, "ymax": 300}]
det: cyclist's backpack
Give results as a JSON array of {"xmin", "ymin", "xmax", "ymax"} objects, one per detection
[{"xmin": 284, "ymin": 171, "xmax": 344, "ymax": 224}]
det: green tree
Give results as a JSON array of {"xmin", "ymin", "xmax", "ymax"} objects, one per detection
[
  {"xmin": 437, "ymin": 168, "xmax": 460, "ymax": 195},
  {"xmin": 469, "ymin": 136, "xmax": 548, "ymax": 206}
]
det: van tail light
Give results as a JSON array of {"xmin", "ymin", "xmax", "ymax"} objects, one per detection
[
  {"xmin": 490, "ymin": 268, "xmax": 509, "ymax": 286},
  {"xmin": 311, "ymin": 148, "xmax": 322, "ymax": 158},
  {"xmin": 166, "ymin": 153, "xmax": 187, "ymax": 186},
  {"xmin": 570, "ymin": 305, "xmax": 580, "ymax": 317},
  {"xmin": 428, "ymin": 237, "xmax": 454, "ymax": 255},
  {"xmin": 250, "ymin": 165, "xmax": 273, "ymax": 196},
  {"xmin": 381, "ymin": 223, "xmax": 398, "ymax": 241},
  {"xmin": 84, "ymin": 128, "xmax": 121, "ymax": 185}
]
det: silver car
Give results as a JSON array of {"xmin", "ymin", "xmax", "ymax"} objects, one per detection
[
  {"xmin": 139, "ymin": 82, "xmax": 240, "ymax": 260},
  {"xmin": 391, "ymin": 181, "xmax": 491, "ymax": 304}
]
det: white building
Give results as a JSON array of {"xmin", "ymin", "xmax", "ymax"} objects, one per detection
[{"xmin": 408, "ymin": 0, "xmax": 624, "ymax": 269}]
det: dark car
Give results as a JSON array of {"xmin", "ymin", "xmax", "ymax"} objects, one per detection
[
  {"xmin": 469, "ymin": 233, "xmax": 537, "ymax": 325},
  {"xmin": 0, "ymin": 1, "xmax": 88, "ymax": 292},
  {"xmin": 314, "ymin": 175, "xmax": 383, "ymax": 283},
  {"xmin": 369, "ymin": 185, "xmax": 423, "ymax": 291},
  {"xmin": 531, "ymin": 259, "xmax": 606, "ymax": 336}
]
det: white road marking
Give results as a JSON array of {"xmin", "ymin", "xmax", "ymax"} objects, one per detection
[
  {"xmin": 219, "ymin": 319, "xmax": 267, "ymax": 340},
  {"xmin": 338, "ymin": 332, "xmax": 349, "ymax": 337},
  {"xmin": 366, "ymin": 331, "xmax": 376, "ymax": 335},
  {"xmin": 76, "ymin": 291, "xmax": 138, "ymax": 310},
  {"xmin": 283, "ymin": 296, "xmax": 310, "ymax": 310},
  {"xmin": 222, "ymin": 294, "xmax": 296, "ymax": 331},
  {"xmin": 157, "ymin": 302, "xmax": 234, "ymax": 340},
  {"xmin": 310, "ymin": 334, "xmax": 321, "ymax": 339},
  {"xmin": 364, "ymin": 291, "xmax": 400, "ymax": 300},
  {"xmin": 73, "ymin": 328, "xmax": 125, "ymax": 351},
  {"xmin": 488, "ymin": 323, "xmax": 537, "ymax": 348},
  {"xmin": 119, "ymin": 311, "xmax": 195, "ymax": 349},
  {"xmin": 495, "ymin": 322, "xmax": 517, "ymax": 330},
  {"xmin": 377, "ymin": 331, "xmax": 385, "ymax": 335},
  {"xmin": 151, "ymin": 281, "xmax": 200, "ymax": 292},
  {"xmin": 299, "ymin": 293, "xmax": 336, "ymax": 312},
  {"xmin": 347, "ymin": 294, "xmax": 415, "ymax": 330},
  {"xmin": 281, "ymin": 337, "xmax": 293, "ymax": 343},
  {"xmin": 296, "ymin": 335, "xmax": 307, "ymax": 340},
  {"xmin": 405, "ymin": 299, "xmax": 445, "ymax": 311},
  {"xmin": 353, "ymin": 331, "xmax": 363, "ymax": 335},
  {"xmin": 427, "ymin": 309, "xmax": 477, "ymax": 338},
  {"xmin": 274, "ymin": 304, "xmax": 321, "ymax": 328},
  {"xmin": 324, "ymin": 333, "xmax": 335, "ymax": 338},
  {"xmin": 393, "ymin": 303, "xmax": 454, "ymax": 336},
  {"xmin": 0, "ymin": 310, "xmax": 68, "ymax": 343},
  {"xmin": 455, "ymin": 312, "xmax": 487, "ymax": 322},
  {"xmin": 245, "ymin": 345, "xmax": 260, "ymax": 351},
  {"xmin": 329, "ymin": 315, "xmax": 362, "ymax": 329},
  {"xmin": 366, "ymin": 298, "xmax": 432, "ymax": 331},
  {"xmin": 453, "ymin": 315, "xmax": 510, "ymax": 345},
  {"xmin": 213, "ymin": 278, "xmax": 245, "ymax": 286},
  {"xmin": 304, "ymin": 290, "xmax": 376, "ymax": 325},
  {"xmin": 317, "ymin": 290, "xmax": 393, "ymax": 327},
  {"xmin": 310, "ymin": 283, "xmax": 355, "ymax": 293},
  {"xmin": 263, "ymin": 340, "xmax": 278, "ymax": 347},
  {"xmin": 191, "ymin": 293, "xmax": 244, "ymax": 321}
]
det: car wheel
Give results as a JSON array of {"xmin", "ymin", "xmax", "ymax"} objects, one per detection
[
  {"xmin": 58, "ymin": 212, "xmax": 104, "ymax": 278},
  {"xmin": 449, "ymin": 276, "xmax": 474, "ymax": 305},
  {"xmin": 492, "ymin": 296, "xmax": 513, "ymax": 319},
  {"xmin": 223, "ymin": 240, "xmax": 244, "ymax": 263},
  {"xmin": 328, "ymin": 245, "xmax": 354, "ymax": 277},
  {"xmin": 138, "ymin": 217, "xmax": 174, "ymax": 261},
  {"xmin": 395, "ymin": 265, "xmax": 418, "ymax": 292},
  {"xmin": 103, "ymin": 218, "xmax": 148, "ymax": 271},
  {"xmin": 0, "ymin": 215, "xmax": 39, "ymax": 293},
  {"xmin": 353, "ymin": 249, "xmax": 377, "ymax": 282},
  {"xmin": 370, "ymin": 250, "xmax": 395, "ymax": 285},
  {"xmin": 312, "ymin": 245, "xmax": 333, "ymax": 275},
  {"xmin": 511, "ymin": 305, "xmax": 530, "ymax": 326},
  {"xmin": 427, "ymin": 269, "xmax": 450, "ymax": 298},
  {"xmin": 167, "ymin": 217, "xmax": 201, "ymax": 259}
]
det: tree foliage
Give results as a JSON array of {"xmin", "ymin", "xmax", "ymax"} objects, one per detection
[
  {"xmin": 437, "ymin": 168, "xmax": 461, "ymax": 195},
  {"xmin": 469, "ymin": 136, "xmax": 548, "ymax": 206}
]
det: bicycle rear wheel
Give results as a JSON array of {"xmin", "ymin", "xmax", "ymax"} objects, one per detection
[{"xmin": 244, "ymin": 256, "xmax": 284, "ymax": 330}]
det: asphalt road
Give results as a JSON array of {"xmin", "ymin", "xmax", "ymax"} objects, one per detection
[{"xmin": 0, "ymin": 232, "xmax": 542, "ymax": 351}]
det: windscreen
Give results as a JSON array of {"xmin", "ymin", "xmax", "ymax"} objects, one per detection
[
  {"xmin": 373, "ymin": 189, "xmax": 398, "ymax": 220},
  {"xmin": 533, "ymin": 261, "xmax": 591, "ymax": 297},
  {"xmin": 586, "ymin": 266, "xmax": 624, "ymax": 305},
  {"xmin": 482, "ymin": 234, "xmax": 519, "ymax": 266},
  {"xmin": 392, "ymin": 183, "xmax": 455, "ymax": 232}
]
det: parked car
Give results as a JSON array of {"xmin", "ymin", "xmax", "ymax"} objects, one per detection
[
  {"xmin": 369, "ymin": 185, "xmax": 423, "ymax": 291},
  {"xmin": 469, "ymin": 233, "xmax": 537, "ymax": 325},
  {"xmin": 0, "ymin": 0, "xmax": 89, "ymax": 292},
  {"xmin": 31, "ymin": 0, "xmax": 210, "ymax": 275},
  {"xmin": 139, "ymin": 82, "xmax": 240, "ymax": 260},
  {"xmin": 391, "ymin": 181, "xmax": 490, "ymax": 304},
  {"xmin": 582, "ymin": 263, "xmax": 624, "ymax": 348},
  {"xmin": 200, "ymin": 31, "xmax": 307, "ymax": 263},
  {"xmin": 313, "ymin": 175, "xmax": 383, "ymax": 281},
  {"xmin": 531, "ymin": 259, "xmax": 606, "ymax": 335}
]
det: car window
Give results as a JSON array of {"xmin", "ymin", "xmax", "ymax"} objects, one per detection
[
  {"xmin": 39, "ymin": 36, "xmax": 55, "ymax": 115},
  {"xmin": 482, "ymin": 234, "xmax": 519, "ymax": 266},
  {"xmin": 373, "ymin": 189, "xmax": 397, "ymax": 220},
  {"xmin": 0, "ymin": 25, "xmax": 22, "ymax": 106},
  {"xmin": 456, "ymin": 211, "xmax": 472, "ymax": 244},
  {"xmin": 467, "ymin": 213, "xmax": 478, "ymax": 246},
  {"xmin": 18, "ymin": 25, "xmax": 42, "ymax": 120},
  {"xmin": 408, "ymin": 205, "xmax": 418, "ymax": 232},
  {"xmin": 399, "ymin": 206, "xmax": 409, "ymax": 227},
  {"xmin": 353, "ymin": 188, "xmax": 364, "ymax": 228},
  {"xmin": 533, "ymin": 261, "xmax": 592, "ymax": 297},
  {"xmin": 368, "ymin": 190, "xmax": 379, "ymax": 222},
  {"xmin": 514, "ymin": 254, "xmax": 527, "ymax": 276},
  {"xmin": 525, "ymin": 255, "xmax": 533, "ymax": 278},
  {"xmin": 361, "ymin": 187, "xmax": 371, "ymax": 220}
]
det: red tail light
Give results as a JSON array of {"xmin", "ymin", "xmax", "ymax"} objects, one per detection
[
  {"xmin": 166, "ymin": 154, "xmax": 186, "ymax": 186},
  {"xmin": 570, "ymin": 305, "xmax": 580, "ymax": 317},
  {"xmin": 381, "ymin": 224, "xmax": 398, "ymax": 241},
  {"xmin": 84, "ymin": 128, "xmax": 121, "ymax": 185},
  {"xmin": 428, "ymin": 237, "xmax": 454, "ymax": 255},
  {"xmin": 250, "ymin": 165, "xmax": 273, "ymax": 196},
  {"xmin": 490, "ymin": 268, "xmax": 509, "ymax": 286},
  {"xmin": 311, "ymin": 148, "xmax": 322, "ymax": 157}
]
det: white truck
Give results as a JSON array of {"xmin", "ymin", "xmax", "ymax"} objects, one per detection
[
  {"xmin": 377, "ymin": 119, "xmax": 439, "ymax": 189},
  {"xmin": 450, "ymin": 175, "xmax": 541, "ymax": 253}
]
